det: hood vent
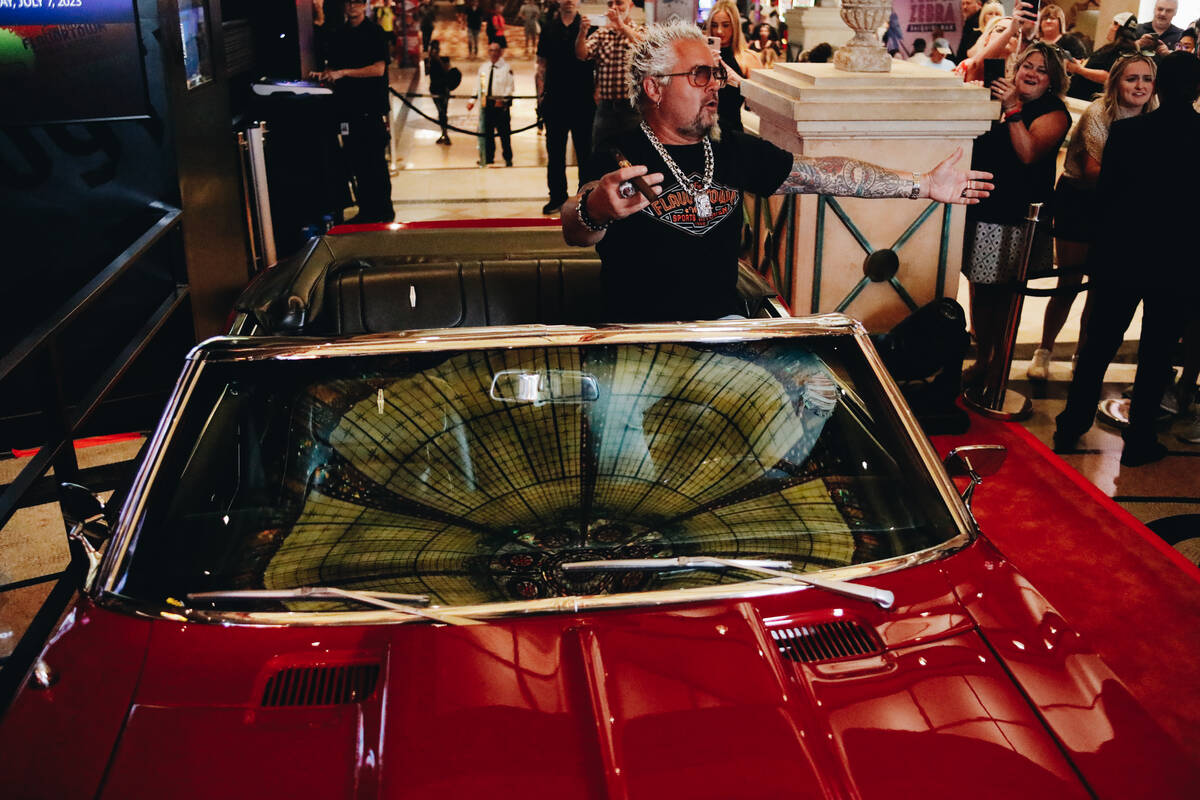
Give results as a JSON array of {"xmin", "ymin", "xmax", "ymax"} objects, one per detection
[
  {"xmin": 770, "ymin": 620, "xmax": 881, "ymax": 664},
  {"xmin": 261, "ymin": 663, "xmax": 381, "ymax": 707}
]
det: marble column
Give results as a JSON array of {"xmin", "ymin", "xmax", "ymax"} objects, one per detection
[
  {"xmin": 742, "ymin": 61, "xmax": 998, "ymax": 331},
  {"xmin": 785, "ymin": 1, "xmax": 853, "ymax": 55}
]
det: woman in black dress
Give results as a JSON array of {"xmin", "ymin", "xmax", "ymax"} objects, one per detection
[
  {"xmin": 962, "ymin": 42, "xmax": 1071, "ymax": 387},
  {"xmin": 703, "ymin": 0, "xmax": 761, "ymax": 135}
]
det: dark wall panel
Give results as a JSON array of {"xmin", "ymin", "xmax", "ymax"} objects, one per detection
[{"xmin": 0, "ymin": 0, "xmax": 253, "ymax": 447}]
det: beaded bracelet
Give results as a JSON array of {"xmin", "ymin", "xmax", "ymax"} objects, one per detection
[{"xmin": 576, "ymin": 188, "xmax": 610, "ymax": 232}]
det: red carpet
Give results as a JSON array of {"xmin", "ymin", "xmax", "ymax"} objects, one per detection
[
  {"xmin": 10, "ymin": 432, "xmax": 143, "ymax": 459},
  {"xmin": 932, "ymin": 413, "xmax": 1200, "ymax": 764}
]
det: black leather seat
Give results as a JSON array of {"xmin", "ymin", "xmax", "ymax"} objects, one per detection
[
  {"xmin": 326, "ymin": 258, "xmax": 606, "ymax": 334},
  {"xmin": 234, "ymin": 230, "xmax": 781, "ymax": 335}
]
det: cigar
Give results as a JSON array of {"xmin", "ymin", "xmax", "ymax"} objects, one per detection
[{"xmin": 611, "ymin": 149, "xmax": 658, "ymax": 202}]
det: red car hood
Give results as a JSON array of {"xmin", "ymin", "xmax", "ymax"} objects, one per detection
[
  {"xmin": 101, "ymin": 573, "xmax": 1093, "ymax": 799},
  {"xmin": 105, "ymin": 608, "xmax": 1089, "ymax": 800},
  {"xmin": 6, "ymin": 540, "xmax": 1194, "ymax": 799}
]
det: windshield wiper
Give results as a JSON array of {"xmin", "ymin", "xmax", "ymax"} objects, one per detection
[
  {"xmin": 186, "ymin": 587, "xmax": 484, "ymax": 626},
  {"xmin": 560, "ymin": 556, "xmax": 894, "ymax": 609}
]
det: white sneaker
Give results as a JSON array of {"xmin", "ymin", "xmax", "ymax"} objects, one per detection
[
  {"xmin": 1178, "ymin": 410, "xmax": 1200, "ymax": 444},
  {"xmin": 1026, "ymin": 348, "xmax": 1051, "ymax": 380},
  {"xmin": 1160, "ymin": 390, "xmax": 1180, "ymax": 416}
]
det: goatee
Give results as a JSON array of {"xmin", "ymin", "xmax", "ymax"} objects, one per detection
[{"xmin": 677, "ymin": 116, "xmax": 721, "ymax": 142}]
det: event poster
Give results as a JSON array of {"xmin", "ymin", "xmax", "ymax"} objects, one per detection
[
  {"xmin": 0, "ymin": 0, "xmax": 149, "ymax": 124},
  {"xmin": 885, "ymin": 0, "xmax": 965, "ymax": 59}
]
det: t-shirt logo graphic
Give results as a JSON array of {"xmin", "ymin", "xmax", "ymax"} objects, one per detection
[{"xmin": 645, "ymin": 173, "xmax": 739, "ymax": 235}]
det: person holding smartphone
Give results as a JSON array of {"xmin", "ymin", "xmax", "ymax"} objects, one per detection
[
  {"xmin": 577, "ymin": 0, "xmax": 644, "ymax": 152},
  {"xmin": 536, "ymin": 0, "xmax": 595, "ymax": 214},
  {"xmin": 312, "ymin": 0, "xmax": 394, "ymax": 224},
  {"xmin": 960, "ymin": 42, "xmax": 1069, "ymax": 390},
  {"xmin": 703, "ymin": 1, "xmax": 762, "ymax": 134},
  {"xmin": 1035, "ymin": 4, "xmax": 1085, "ymax": 60},
  {"xmin": 1135, "ymin": 0, "xmax": 1183, "ymax": 52},
  {"xmin": 955, "ymin": 6, "xmax": 1031, "ymax": 83},
  {"xmin": 1066, "ymin": 12, "xmax": 1140, "ymax": 100}
]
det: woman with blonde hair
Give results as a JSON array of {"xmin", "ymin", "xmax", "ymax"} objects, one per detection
[
  {"xmin": 967, "ymin": 1, "xmax": 1006, "ymax": 57},
  {"xmin": 704, "ymin": 0, "xmax": 762, "ymax": 133},
  {"xmin": 1027, "ymin": 54, "xmax": 1157, "ymax": 378},
  {"xmin": 957, "ymin": 5, "xmax": 1033, "ymax": 82},
  {"xmin": 1036, "ymin": 3, "xmax": 1086, "ymax": 59}
]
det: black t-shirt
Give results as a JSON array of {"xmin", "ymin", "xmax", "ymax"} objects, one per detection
[
  {"xmin": 589, "ymin": 129, "xmax": 794, "ymax": 322},
  {"xmin": 717, "ymin": 47, "xmax": 746, "ymax": 134},
  {"xmin": 1135, "ymin": 21, "xmax": 1183, "ymax": 49},
  {"xmin": 956, "ymin": 11, "xmax": 981, "ymax": 63},
  {"xmin": 466, "ymin": 5, "xmax": 483, "ymax": 29},
  {"xmin": 326, "ymin": 19, "xmax": 391, "ymax": 117},
  {"xmin": 428, "ymin": 55, "xmax": 452, "ymax": 93},
  {"xmin": 969, "ymin": 93, "xmax": 1069, "ymax": 225},
  {"xmin": 537, "ymin": 14, "xmax": 594, "ymax": 105},
  {"xmin": 1047, "ymin": 33, "xmax": 1087, "ymax": 61}
]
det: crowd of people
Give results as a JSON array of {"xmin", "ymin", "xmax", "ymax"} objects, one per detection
[{"xmin": 311, "ymin": 1, "xmax": 1200, "ymax": 464}]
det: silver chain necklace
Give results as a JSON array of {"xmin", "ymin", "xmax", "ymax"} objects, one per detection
[{"xmin": 640, "ymin": 122, "xmax": 715, "ymax": 219}]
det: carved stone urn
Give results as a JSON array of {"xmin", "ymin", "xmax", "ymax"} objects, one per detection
[{"xmin": 834, "ymin": 0, "xmax": 892, "ymax": 73}]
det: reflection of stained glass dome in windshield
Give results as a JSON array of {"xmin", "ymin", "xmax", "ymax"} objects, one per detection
[
  {"xmin": 262, "ymin": 343, "xmax": 863, "ymax": 605},
  {"xmin": 123, "ymin": 334, "xmax": 961, "ymax": 611}
]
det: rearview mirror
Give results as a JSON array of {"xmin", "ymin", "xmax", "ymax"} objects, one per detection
[
  {"xmin": 943, "ymin": 445, "xmax": 1007, "ymax": 511},
  {"xmin": 489, "ymin": 369, "xmax": 600, "ymax": 406}
]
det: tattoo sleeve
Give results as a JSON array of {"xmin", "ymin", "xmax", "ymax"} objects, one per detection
[{"xmin": 777, "ymin": 156, "xmax": 913, "ymax": 199}]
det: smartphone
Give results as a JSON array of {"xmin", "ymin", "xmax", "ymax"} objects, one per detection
[
  {"xmin": 589, "ymin": 14, "xmax": 609, "ymax": 27},
  {"xmin": 1025, "ymin": 0, "xmax": 1041, "ymax": 16},
  {"xmin": 983, "ymin": 58, "xmax": 1005, "ymax": 88},
  {"xmin": 706, "ymin": 35, "xmax": 721, "ymax": 52},
  {"xmin": 611, "ymin": 149, "xmax": 657, "ymax": 203}
]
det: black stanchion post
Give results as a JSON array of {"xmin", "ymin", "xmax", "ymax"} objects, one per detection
[{"xmin": 962, "ymin": 202, "xmax": 1042, "ymax": 420}]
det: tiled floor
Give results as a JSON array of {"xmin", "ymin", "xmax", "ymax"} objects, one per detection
[{"xmin": 1, "ymin": 19, "xmax": 1196, "ymax": 657}]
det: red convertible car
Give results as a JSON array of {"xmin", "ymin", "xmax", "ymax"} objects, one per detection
[{"xmin": 0, "ymin": 223, "xmax": 1195, "ymax": 798}]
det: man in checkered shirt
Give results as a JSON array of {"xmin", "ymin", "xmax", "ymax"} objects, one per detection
[{"xmin": 576, "ymin": 0, "xmax": 644, "ymax": 152}]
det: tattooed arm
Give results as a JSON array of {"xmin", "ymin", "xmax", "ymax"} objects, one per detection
[
  {"xmin": 775, "ymin": 147, "xmax": 994, "ymax": 205},
  {"xmin": 779, "ymin": 156, "xmax": 914, "ymax": 197}
]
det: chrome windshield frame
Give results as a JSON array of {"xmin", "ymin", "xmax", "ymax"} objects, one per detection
[{"xmin": 95, "ymin": 315, "xmax": 977, "ymax": 621}]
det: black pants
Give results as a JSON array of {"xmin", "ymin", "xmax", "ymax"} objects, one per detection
[
  {"xmin": 1056, "ymin": 284, "xmax": 1188, "ymax": 446},
  {"xmin": 344, "ymin": 115, "xmax": 394, "ymax": 222},
  {"xmin": 482, "ymin": 103, "xmax": 512, "ymax": 164},
  {"xmin": 433, "ymin": 91, "xmax": 450, "ymax": 135},
  {"xmin": 543, "ymin": 101, "xmax": 594, "ymax": 202}
]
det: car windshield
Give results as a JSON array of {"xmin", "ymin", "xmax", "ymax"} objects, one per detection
[{"xmin": 113, "ymin": 335, "xmax": 962, "ymax": 611}]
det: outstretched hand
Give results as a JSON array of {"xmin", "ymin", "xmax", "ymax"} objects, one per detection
[{"xmin": 926, "ymin": 147, "xmax": 993, "ymax": 205}]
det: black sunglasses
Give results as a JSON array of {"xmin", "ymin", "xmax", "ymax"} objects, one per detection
[{"xmin": 655, "ymin": 64, "xmax": 728, "ymax": 88}]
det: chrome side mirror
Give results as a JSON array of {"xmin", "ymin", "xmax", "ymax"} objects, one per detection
[
  {"xmin": 943, "ymin": 445, "xmax": 1007, "ymax": 511},
  {"xmin": 59, "ymin": 482, "xmax": 110, "ymax": 589}
]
